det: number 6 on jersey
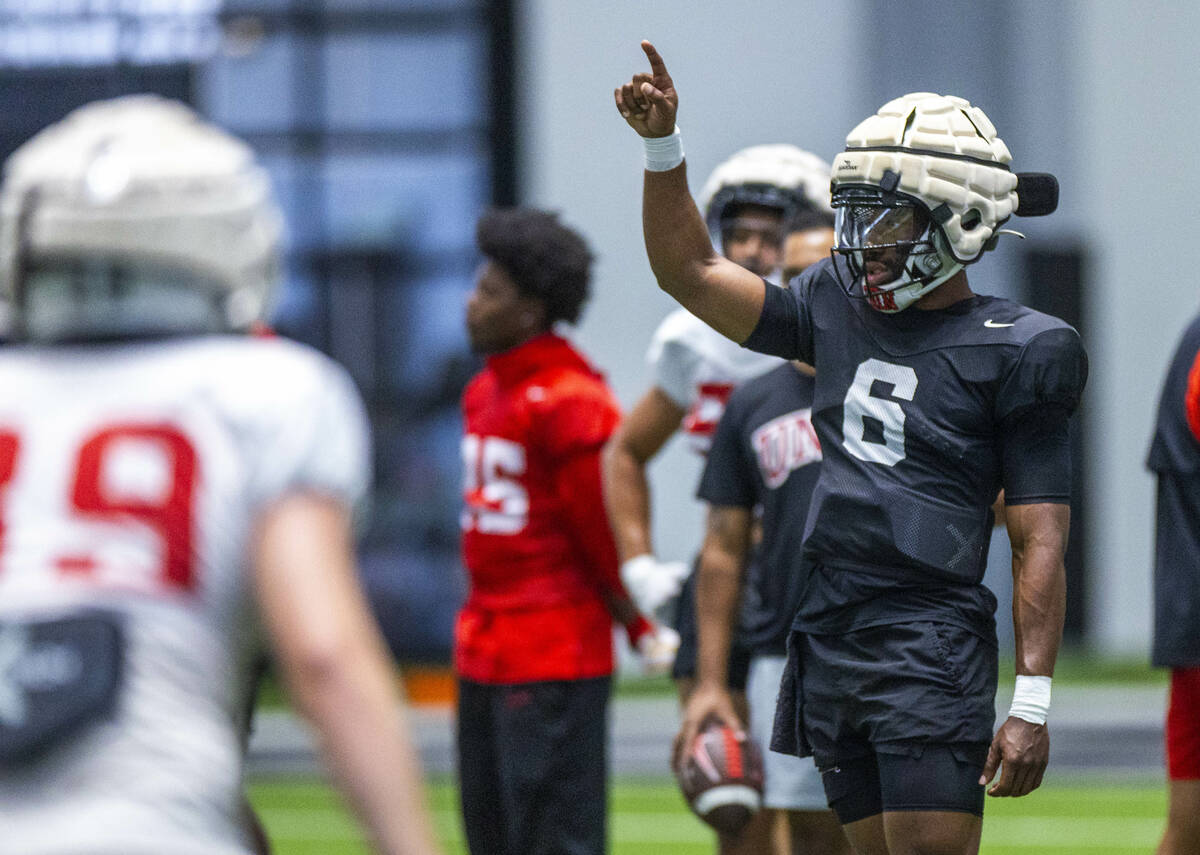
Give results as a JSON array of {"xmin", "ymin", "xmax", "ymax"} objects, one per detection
[{"xmin": 842, "ymin": 358, "xmax": 918, "ymax": 466}]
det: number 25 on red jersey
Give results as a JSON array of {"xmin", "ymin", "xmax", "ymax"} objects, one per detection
[
  {"xmin": 0, "ymin": 423, "xmax": 198, "ymax": 592},
  {"xmin": 461, "ymin": 434, "xmax": 529, "ymax": 534}
]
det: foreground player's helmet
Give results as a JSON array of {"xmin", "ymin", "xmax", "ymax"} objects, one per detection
[
  {"xmin": 830, "ymin": 92, "xmax": 1056, "ymax": 313},
  {"xmin": 697, "ymin": 144, "xmax": 832, "ymax": 260},
  {"xmin": 0, "ymin": 95, "xmax": 283, "ymax": 342}
]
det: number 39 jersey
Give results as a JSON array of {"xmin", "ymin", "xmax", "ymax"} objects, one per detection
[
  {"xmin": 744, "ymin": 256, "xmax": 1088, "ymax": 634},
  {"xmin": 0, "ymin": 335, "xmax": 369, "ymax": 855}
]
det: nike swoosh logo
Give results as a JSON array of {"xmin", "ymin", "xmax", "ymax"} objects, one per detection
[{"xmin": 984, "ymin": 319, "xmax": 1014, "ymax": 328}]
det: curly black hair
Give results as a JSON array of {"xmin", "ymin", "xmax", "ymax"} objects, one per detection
[{"xmin": 475, "ymin": 207, "xmax": 594, "ymax": 325}]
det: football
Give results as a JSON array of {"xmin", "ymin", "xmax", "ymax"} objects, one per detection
[{"xmin": 676, "ymin": 718, "xmax": 764, "ymax": 835}]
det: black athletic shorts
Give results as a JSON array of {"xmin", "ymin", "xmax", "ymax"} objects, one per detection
[
  {"xmin": 771, "ymin": 621, "xmax": 997, "ymax": 816},
  {"xmin": 820, "ymin": 741, "xmax": 990, "ymax": 822},
  {"xmin": 669, "ymin": 569, "xmax": 752, "ymax": 691},
  {"xmin": 457, "ymin": 676, "xmax": 611, "ymax": 855}
]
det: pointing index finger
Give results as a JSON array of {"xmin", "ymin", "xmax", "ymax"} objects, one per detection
[{"xmin": 641, "ymin": 40, "xmax": 671, "ymax": 81}]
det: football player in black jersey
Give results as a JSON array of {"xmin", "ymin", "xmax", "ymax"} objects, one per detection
[{"xmin": 616, "ymin": 41, "xmax": 1086, "ymax": 855}]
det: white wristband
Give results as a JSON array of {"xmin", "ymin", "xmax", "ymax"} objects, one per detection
[
  {"xmin": 1007, "ymin": 675, "xmax": 1052, "ymax": 725},
  {"xmin": 619, "ymin": 554, "xmax": 656, "ymax": 585},
  {"xmin": 643, "ymin": 126, "xmax": 684, "ymax": 172}
]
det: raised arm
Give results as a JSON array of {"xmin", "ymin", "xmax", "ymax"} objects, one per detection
[
  {"xmin": 253, "ymin": 494, "xmax": 442, "ymax": 855},
  {"xmin": 614, "ymin": 41, "xmax": 766, "ymax": 343},
  {"xmin": 980, "ymin": 500, "xmax": 1069, "ymax": 798}
]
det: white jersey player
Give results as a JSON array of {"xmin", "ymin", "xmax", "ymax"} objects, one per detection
[
  {"xmin": 647, "ymin": 307, "xmax": 783, "ymax": 456},
  {"xmin": 0, "ymin": 98, "xmax": 441, "ymax": 855},
  {"xmin": 602, "ymin": 144, "xmax": 834, "ymax": 855}
]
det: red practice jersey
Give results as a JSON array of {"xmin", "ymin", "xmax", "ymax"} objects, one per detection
[{"xmin": 458, "ymin": 333, "xmax": 623, "ymax": 683}]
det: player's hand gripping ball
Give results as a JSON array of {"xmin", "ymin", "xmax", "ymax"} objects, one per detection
[{"xmin": 676, "ymin": 718, "xmax": 764, "ymax": 835}]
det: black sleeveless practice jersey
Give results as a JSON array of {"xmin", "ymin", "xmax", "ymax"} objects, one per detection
[
  {"xmin": 1147, "ymin": 312, "xmax": 1200, "ymax": 667},
  {"xmin": 744, "ymin": 256, "xmax": 1088, "ymax": 635},
  {"xmin": 697, "ymin": 363, "xmax": 821, "ymax": 657}
]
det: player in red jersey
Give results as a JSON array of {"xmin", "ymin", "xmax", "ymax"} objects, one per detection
[
  {"xmin": 1148, "ymin": 314, "xmax": 1200, "ymax": 855},
  {"xmin": 456, "ymin": 207, "xmax": 677, "ymax": 855}
]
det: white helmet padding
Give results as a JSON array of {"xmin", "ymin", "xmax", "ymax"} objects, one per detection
[
  {"xmin": 832, "ymin": 93, "xmax": 1018, "ymax": 266},
  {"xmin": 697, "ymin": 144, "xmax": 832, "ymax": 257},
  {"xmin": 0, "ymin": 95, "xmax": 283, "ymax": 341}
]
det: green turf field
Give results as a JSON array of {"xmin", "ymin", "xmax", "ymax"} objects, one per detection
[
  {"xmin": 251, "ymin": 653, "xmax": 1169, "ymax": 711},
  {"xmin": 248, "ymin": 774, "xmax": 1168, "ymax": 854}
]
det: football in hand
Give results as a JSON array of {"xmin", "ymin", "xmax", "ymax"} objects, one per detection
[{"xmin": 676, "ymin": 718, "xmax": 764, "ymax": 835}]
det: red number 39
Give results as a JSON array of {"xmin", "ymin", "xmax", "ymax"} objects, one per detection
[{"xmin": 0, "ymin": 423, "xmax": 198, "ymax": 592}]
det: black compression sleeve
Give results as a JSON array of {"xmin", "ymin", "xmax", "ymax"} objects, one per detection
[
  {"xmin": 1001, "ymin": 406, "xmax": 1073, "ymax": 505},
  {"xmin": 742, "ymin": 280, "xmax": 801, "ymax": 359}
]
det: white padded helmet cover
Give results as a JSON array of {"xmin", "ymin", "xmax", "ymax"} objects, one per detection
[
  {"xmin": 0, "ymin": 94, "xmax": 283, "ymax": 329},
  {"xmin": 698, "ymin": 144, "xmax": 833, "ymax": 217},
  {"xmin": 831, "ymin": 93, "xmax": 1018, "ymax": 263}
]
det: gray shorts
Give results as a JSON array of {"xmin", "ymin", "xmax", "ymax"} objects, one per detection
[{"xmin": 747, "ymin": 654, "xmax": 827, "ymax": 811}]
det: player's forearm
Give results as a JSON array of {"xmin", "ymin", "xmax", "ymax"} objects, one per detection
[
  {"xmin": 695, "ymin": 551, "xmax": 741, "ymax": 688},
  {"xmin": 285, "ymin": 645, "xmax": 441, "ymax": 855},
  {"xmin": 602, "ymin": 438, "xmax": 656, "ymax": 561},
  {"xmin": 1011, "ymin": 545, "xmax": 1066, "ymax": 676},
  {"xmin": 643, "ymin": 167, "xmax": 766, "ymax": 343},
  {"xmin": 694, "ymin": 507, "xmax": 752, "ymax": 688},
  {"xmin": 1008, "ymin": 504, "xmax": 1070, "ymax": 677},
  {"xmin": 642, "ymin": 164, "xmax": 719, "ymax": 302}
]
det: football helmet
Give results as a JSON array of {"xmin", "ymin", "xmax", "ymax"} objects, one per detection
[
  {"xmin": 0, "ymin": 95, "xmax": 283, "ymax": 342},
  {"xmin": 830, "ymin": 92, "xmax": 1019, "ymax": 313},
  {"xmin": 697, "ymin": 144, "xmax": 832, "ymax": 267}
]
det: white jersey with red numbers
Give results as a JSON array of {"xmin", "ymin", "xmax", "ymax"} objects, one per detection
[
  {"xmin": 0, "ymin": 335, "xmax": 369, "ymax": 855},
  {"xmin": 647, "ymin": 307, "xmax": 783, "ymax": 454}
]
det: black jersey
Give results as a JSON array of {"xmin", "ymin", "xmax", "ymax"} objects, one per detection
[
  {"xmin": 744, "ymin": 257, "xmax": 1087, "ymax": 635},
  {"xmin": 697, "ymin": 363, "xmax": 821, "ymax": 657},
  {"xmin": 1146, "ymin": 312, "xmax": 1200, "ymax": 667}
]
